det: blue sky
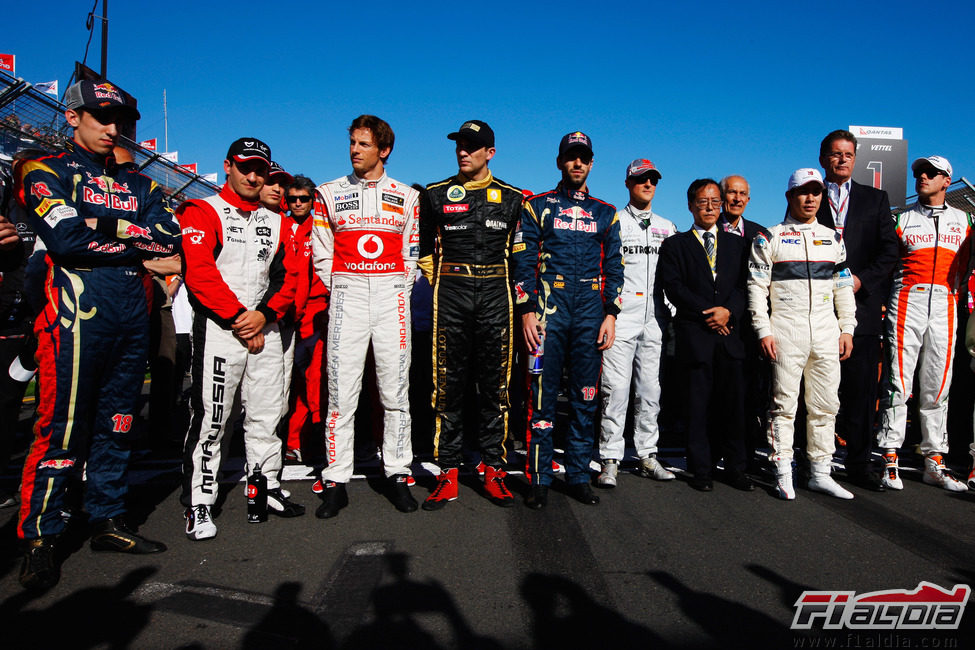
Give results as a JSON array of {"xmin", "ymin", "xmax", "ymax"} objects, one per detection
[{"xmin": 6, "ymin": 1, "xmax": 974, "ymax": 228}]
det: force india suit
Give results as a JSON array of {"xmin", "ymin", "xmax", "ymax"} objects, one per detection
[
  {"xmin": 179, "ymin": 185, "xmax": 293, "ymax": 506},
  {"xmin": 418, "ymin": 172, "xmax": 524, "ymax": 469},
  {"xmin": 878, "ymin": 203, "xmax": 974, "ymax": 455},
  {"xmin": 15, "ymin": 145, "xmax": 181, "ymax": 539},
  {"xmin": 513, "ymin": 185, "xmax": 623, "ymax": 487},
  {"xmin": 598, "ymin": 205, "xmax": 677, "ymax": 461},
  {"xmin": 313, "ymin": 173, "xmax": 419, "ymax": 482},
  {"xmin": 747, "ymin": 216, "xmax": 856, "ymax": 463}
]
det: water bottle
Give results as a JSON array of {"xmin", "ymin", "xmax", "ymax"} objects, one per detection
[
  {"xmin": 529, "ymin": 329, "xmax": 545, "ymax": 375},
  {"xmin": 247, "ymin": 464, "xmax": 267, "ymax": 523}
]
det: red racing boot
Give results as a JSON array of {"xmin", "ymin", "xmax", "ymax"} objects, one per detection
[
  {"xmin": 484, "ymin": 466, "xmax": 514, "ymax": 507},
  {"xmin": 422, "ymin": 468, "xmax": 459, "ymax": 511}
]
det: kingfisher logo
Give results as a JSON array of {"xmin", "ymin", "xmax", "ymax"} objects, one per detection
[{"xmin": 791, "ymin": 582, "xmax": 969, "ymax": 630}]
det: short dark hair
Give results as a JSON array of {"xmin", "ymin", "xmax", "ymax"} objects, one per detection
[
  {"xmin": 687, "ymin": 178, "xmax": 720, "ymax": 203},
  {"xmin": 288, "ymin": 174, "xmax": 316, "ymax": 195},
  {"xmin": 349, "ymin": 115, "xmax": 395, "ymax": 162},
  {"xmin": 819, "ymin": 130, "xmax": 857, "ymax": 158}
]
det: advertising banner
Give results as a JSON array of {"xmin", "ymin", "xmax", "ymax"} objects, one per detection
[{"xmin": 849, "ymin": 125, "xmax": 908, "ymax": 209}]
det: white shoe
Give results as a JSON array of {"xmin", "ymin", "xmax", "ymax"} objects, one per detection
[
  {"xmin": 923, "ymin": 455, "xmax": 968, "ymax": 492},
  {"xmin": 638, "ymin": 456, "xmax": 676, "ymax": 481},
  {"xmin": 775, "ymin": 460, "xmax": 795, "ymax": 500},
  {"xmin": 185, "ymin": 505, "xmax": 217, "ymax": 540},
  {"xmin": 881, "ymin": 452, "xmax": 903, "ymax": 490},
  {"xmin": 597, "ymin": 460, "xmax": 618, "ymax": 488},
  {"xmin": 807, "ymin": 461, "xmax": 854, "ymax": 500}
]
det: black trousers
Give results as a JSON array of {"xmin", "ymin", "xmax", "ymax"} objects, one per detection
[{"xmin": 835, "ymin": 334, "xmax": 882, "ymax": 473}]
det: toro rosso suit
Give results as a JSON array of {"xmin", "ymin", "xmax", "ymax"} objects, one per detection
[
  {"xmin": 179, "ymin": 185, "xmax": 293, "ymax": 506},
  {"xmin": 598, "ymin": 205, "xmax": 677, "ymax": 462},
  {"xmin": 878, "ymin": 203, "xmax": 973, "ymax": 456},
  {"xmin": 513, "ymin": 185, "xmax": 623, "ymax": 486},
  {"xmin": 418, "ymin": 172, "xmax": 524, "ymax": 469},
  {"xmin": 15, "ymin": 145, "xmax": 181, "ymax": 539},
  {"xmin": 313, "ymin": 173, "xmax": 419, "ymax": 483}
]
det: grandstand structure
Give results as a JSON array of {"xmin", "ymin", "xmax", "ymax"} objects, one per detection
[{"xmin": 0, "ymin": 69, "xmax": 218, "ymax": 205}]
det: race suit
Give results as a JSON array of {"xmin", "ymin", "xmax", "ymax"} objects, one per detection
[
  {"xmin": 513, "ymin": 185, "xmax": 623, "ymax": 486},
  {"xmin": 748, "ymin": 216, "xmax": 856, "ymax": 463},
  {"xmin": 598, "ymin": 205, "xmax": 676, "ymax": 461},
  {"xmin": 312, "ymin": 173, "xmax": 419, "ymax": 482},
  {"xmin": 15, "ymin": 145, "xmax": 181, "ymax": 539},
  {"xmin": 878, "ymin": 203, "xmax": 974, "ymax": 455},
  {"xmin": 179, "ymin": 185, "xmax": 293, "ymax": 507},
  {"xmin": 418, "ymin": 172, "xmax": 524, "ymax": 469},
  {"xmin": 285, "ymin": 213, "xmax": 329, "ymax": 456}
]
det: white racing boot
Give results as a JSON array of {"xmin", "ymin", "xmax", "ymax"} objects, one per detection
[
  {"xmin": 775, "ymin": 460, "xmax": 796, "ymax": 500},
  {"xmin": 807, "ymin": 461, "xmax": 854, "ymax": 499},
  {"xmin": 922, "ymin": 455, "xmax": 968, "ymax": 492}
]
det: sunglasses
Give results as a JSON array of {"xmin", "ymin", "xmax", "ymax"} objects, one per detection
[
  {"xmin": 286, "ymin": 195, "xmax": 312, "ymax": 204},
  {"xmin": 913, "ymin": 168, "xmax": 945, "ymax": 180}
]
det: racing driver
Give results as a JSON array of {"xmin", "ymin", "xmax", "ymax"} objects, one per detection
[
  {"xmin": 312, "ymin": 115, "xmax": 420, "ymax": 518},
  {"xmin": 417, "ymin": 120, "xmax": 524, "ymax": 509},
  {"xmin": 513, "ymin": 131, "xmax": 623, "ymax": 509},
  {"xmin": 878, "ymin": 155, "xmax": 972, "ymax": 492},
  {"xmin": 748, "ymin": 168, "xmax": 856, "ymax": 500},
  {"xmin": 16, "ymin": 80, "xmax": 180, "ymax": 589}
]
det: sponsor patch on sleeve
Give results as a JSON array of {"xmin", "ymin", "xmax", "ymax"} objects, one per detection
[
  {"xmin": 513, "ymin": 242, "xmax": 526, "ymax": 253},
  {"xmin": 43, "ymin": 203, "xmax": 76, "ymax": 226},
  {"xmin": 835, "ymin": 266, "xmax": 854, "ymax": 288}
]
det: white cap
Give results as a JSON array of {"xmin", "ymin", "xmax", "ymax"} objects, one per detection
[
  {"xmin": 911, "ymin": 155, "xmax": 952, "ymax": 178},
  {"xmin": 787, "ymin": 168, "xmax": 824, "ymax": 191}
]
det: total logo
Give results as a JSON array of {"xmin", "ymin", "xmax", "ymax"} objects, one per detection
[{"xmin": 357, "ymin": 234, "xmax": 384, "ymax": 259}]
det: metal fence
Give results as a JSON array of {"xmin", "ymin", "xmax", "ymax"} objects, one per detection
[
  {"xmin": 0, "ymin": 70, "xmax": 219, "ymax": 205},
  {"xmin": 899, "ymin": 178, "xmax": 975, "ymax": 215}
]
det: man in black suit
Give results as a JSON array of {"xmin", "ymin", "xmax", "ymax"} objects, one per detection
[
  {"xmin": 658, "ymin": 179, "xmax": 752, "ymax": 492},
  {"xmin": 719, "ymin": 175, "xmax": 766, "ymax": 242},
  {"xmin": 816, "ymin": 130, "xmax": 898, "ymax": 491}
]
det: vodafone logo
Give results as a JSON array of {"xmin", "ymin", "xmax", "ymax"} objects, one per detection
[{"xmin": 357, "ymin": 234, "xmax": 384, "ymax": 259}]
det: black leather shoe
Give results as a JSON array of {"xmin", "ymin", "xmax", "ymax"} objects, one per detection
[
  {"xmin": 568, "ymin": 483, "xmax": 600, "ymax": 505},
  {"xmin": 726, "ymin": 473, "xmax": 755, "ymax": 492},
  {"xmin": 688, "ymin": 476, "xmax": 714, "ymax": 492},
  {"xmin": 315, "ymin": 481, "xmax": 348, "ymax": 519},
  {"xmin": 20, "ymin": 537, "xmax": 59, "ymax": 591},
  {"xmin": 90, "ymin": 518, "xmax": 167, "ymax": 554},
  {"xmin": 845, "ymin": 470, "xmax": 886, "ymax": 492},
  {"xmin": 389, "ymin": 475, "xmax": 418, "ymax": 513},
  {"xmin": 525, "ymin": 485, "xmax": 548, "ymax": 510}
]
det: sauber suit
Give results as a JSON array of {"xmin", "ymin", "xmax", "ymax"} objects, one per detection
[
  {"xmin": 878, "ymin": 203, "xmax": 974, "ymax": 455},
  {"xmin": 598, "ymin": 205, "xmax": 676, "ymax": 461},
  {"xmin": 179, "ymin": 185, "xmax": 293, "ymax": 506},
  {"xmin": 313, "ymin": 173, "xmax": 419, "ymax": 482},
  {"xmin": 15, "ymin": 145, "xmax": 181, "ymax": 539},
  {"xmin": 748, "ymin": 216, "xmax": 856, "ymax": 463},
  {"xmin": 513, "ymin": 185, "xmax": 623, "ymax": 487},
  {"xmin": 418, "ymin": 172, "xmax": 523, "ymax": 469}
]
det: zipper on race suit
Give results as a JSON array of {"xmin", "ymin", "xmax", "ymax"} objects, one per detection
[{"xmin": 928, "ymin": 210, "xmax": 940, "ymax": 316}]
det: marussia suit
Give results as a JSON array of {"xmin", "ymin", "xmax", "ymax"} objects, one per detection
[
  {"xmin": 313, "ymin": 173, "xmax": 419, "ymax": 483},
  {"xmin": 598, "ymin": 205, "xmax": 676, "ymax": 461},
  {"xmin": 747, "ymin": 216, "xmax": 856, "ymax": 463},
  {"xmin": 15, "ymin": 145, "xmax": 180, "ymax": 539},
  {"xmin": 513, "ymin": 185, "xmax": 623, "ymax": 486},
  {"xmin": 418, "ymin": 172, "xmax": 524, "ymax": 469},
  {"xmin": 878, "ymin": 203, "xmax": 973, "ymax": 455},
  {"xmin": 179, "ymin": 185, "xmax": 293, "ymax": 506}
]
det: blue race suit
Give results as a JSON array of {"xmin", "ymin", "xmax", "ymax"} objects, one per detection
[
  {"xmin": 512, "ymin": 184, "xmax": 623, "ymax": 486},
  {"xmin": 14, "ymin": 144, "xmax": 181, "ymax": 539}
]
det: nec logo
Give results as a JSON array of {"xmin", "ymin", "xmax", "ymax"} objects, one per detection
[{"xmin": 781, "ymin": 238, "xmax": 801, "ymax": 245}]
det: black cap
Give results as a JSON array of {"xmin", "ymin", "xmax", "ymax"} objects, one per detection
[
  {"xmin": 558, "ymin": 131, "xmax": 593, "ymax": 158},
  {"xmin": 269, "ymin": 161, "xmax": 294, "ymax": 184},
  {"xmin": 447, "ymin": 120, "xmax": 495, "ymax": 149},
  {"xmin": 64, "ymin": 80, "xmax": 140, "ymax": 120},
  {"xmin": 226, "ymin": 138, "xmax": 272, "ymax": 167}
]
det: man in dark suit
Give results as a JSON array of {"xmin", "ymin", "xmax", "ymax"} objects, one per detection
[
  {"xmin": 816, "ymin": 130, "xmax": 898, "ymax": 491},
  {"xmin": 658, "ymin": 178, "xmax": 752, "ymax": 492},
  {"xmin": 719, "ymin": 175, "xmax": 767, "ymax": 242}
]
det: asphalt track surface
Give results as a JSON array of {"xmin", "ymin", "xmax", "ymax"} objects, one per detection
[{"xmin": 1, "ymin": 440, "xmax": 974, "ymax": 650}]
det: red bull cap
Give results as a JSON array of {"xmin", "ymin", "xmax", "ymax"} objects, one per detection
[{"xmin": 64, "ymin": 80, "xmax": 140, "ymax": 120}]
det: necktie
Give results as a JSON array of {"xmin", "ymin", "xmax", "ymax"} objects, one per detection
[{"xmin": 703, "ymin": 231, "xmax": 715, "ymax": 259}]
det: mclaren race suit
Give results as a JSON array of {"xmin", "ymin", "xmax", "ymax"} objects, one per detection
[
  {"xmin": 418, "ymin": 172, "xmax": 524, "ymax": 469},
  {"xmin": 598, "ymin": 205, "xmax": 676, "ymax": 461},
  {"xmin": 878, "ymin": 203, "xmax": 974, "ymax": 455},
  {"xmin": 513, "ymin": 185, "xmax": 623, "ymax": 486},
  {"xmin": 747, "ymin": 216, "xmax": 856, "ymax": 463},
  {"xmin": 313, "ymin": 173, "xmax": 420, "ymax": 483},
  {"xmin": 15, "ymin": 145, "xmax": 181, "ymax": 539},
  {"xmin": 179, "ymin": 185, "xmax": 294, "ymax": 506}
]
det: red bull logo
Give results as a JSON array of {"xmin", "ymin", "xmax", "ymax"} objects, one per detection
[
  {"xmin": 38, "ymin": 458, "xmax": 75, "ymax": 470},
  {"xmin": 111, "ymin": 181, "xmax": 131, "ymax": 194},
  {"xmin": 123, "ymin": 223, "xmax": 152, "ymax": 239},
  {"xmin": 514, "ymin": 283, "xmax": 528, "ymax": 302},
  {"xmin": 92, "ymin": 82, "xmax": 122, "ymax": 101},
  {"xmin": 86, "ymin": 172, "xmax": 109, "ymax": 191},
  {"xmin": 531, "ymin": 420, "xmax": 553, "ymax": 430},
  {"xmin": 559, "ymin": 207, "xmax": 592, "ymax": 219}
]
